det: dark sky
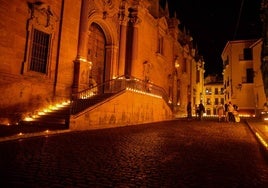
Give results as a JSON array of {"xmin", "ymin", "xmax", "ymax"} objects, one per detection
[{"xmin": 165, "ymin": 0, "xmax": 262, "ymax": 76}]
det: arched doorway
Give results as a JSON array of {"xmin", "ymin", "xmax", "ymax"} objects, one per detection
[{"xmin": 87, "ymin": 22, "xmax": 106, "ymax": 91}]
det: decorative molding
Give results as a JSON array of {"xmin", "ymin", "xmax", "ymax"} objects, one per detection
[
  {"xmin": 27, "ymin": 2, "xmax": 58, "ymax": 31},
  {"xmin": 128, "ymin": 8, "xmax": 141, "ymax": 25}
]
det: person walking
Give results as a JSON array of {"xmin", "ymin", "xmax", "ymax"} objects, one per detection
[
  {"xmin": 198, "ymin": 100, "xmax": 205, "ymax": 120},
  {"xmin": 228, "ymin": 101, "xmax": 235, "ymax": 122},
  {"xmin": 217, "ymin": 104, "xmax": 224, "ymax": 122},
  {"xmin": 224, "ymin": 103, "xmax": 229, "ymax": 122},
  {"xmin": 187, "ymin": 102, "xmax": 192, "ymax": 120},
  {"xmin": 195, "ymin": 104, "xmax": 199, "ymax": 119}
]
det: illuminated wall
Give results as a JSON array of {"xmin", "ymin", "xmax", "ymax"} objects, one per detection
[
  {"xmin": 0, "ymin": 0, "xmax": 200, "ymax": 124},
  {"xmin": 221, "ymin": 39, "xmax": 261, "ymax": 115}
]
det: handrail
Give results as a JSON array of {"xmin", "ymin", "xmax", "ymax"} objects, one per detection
[{"xmin": 71, "ymin": 75, "xmax": 172, "ymax": 114}]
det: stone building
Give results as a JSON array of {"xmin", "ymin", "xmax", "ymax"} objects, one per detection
[
  {"xmin": 0, "ymin": 0, "xmax": 203, "ymax": 129},
  {"xmin": 221, "ymin": 39, "xmax": 266, "ymax": 116},
  {"xmin": 204, "ymin": 75, "xmax": 224, "ymax": 116}
]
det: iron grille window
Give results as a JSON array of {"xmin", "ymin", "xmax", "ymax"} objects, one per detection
[{"xmin": 30, "ymin": 29, "xmax": 50, "ymax": 73}]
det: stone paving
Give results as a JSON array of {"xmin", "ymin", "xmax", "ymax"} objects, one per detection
[{"xmin": 0, "ymin": 119, "xmax": 268, "ymax": 187}]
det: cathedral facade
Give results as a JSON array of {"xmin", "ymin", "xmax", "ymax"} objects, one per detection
[{"xmin": 0, "ymin": 0, "xmax": 204, "ymax": 127}]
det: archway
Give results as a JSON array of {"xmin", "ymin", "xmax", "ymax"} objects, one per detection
[{"xmin": 87, "ymin": 22, "xmax": 106, "ymax": 90}]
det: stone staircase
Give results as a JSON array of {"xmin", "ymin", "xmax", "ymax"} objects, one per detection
[
  {"xmin": 19, "ymin": 93, "xmax": 117, "ymax": 130},
  {"xmin": 19, "ymin": 103, "xmax": 71, "ymax": 130}
]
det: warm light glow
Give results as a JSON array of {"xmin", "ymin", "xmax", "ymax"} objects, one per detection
[
  {"xmin": 43, "ymin": 108, "xmax": 52, "ymax": 113},
  {"xmin": 22, "ymin": 100, "xmax": 71, "ymax": 123},
  {"xmin": 56, "ymin": 103, "xmax": 64, "ymax": 108},
  {"xmin": 256, "ymin": 132, "xmax": 268, "ymax": 148},
  {"xmin": 126, "ymin": 87, "xmax": 162, "ymax": 98},
  {"xmin": 45, "ymin": 130, "xmax": 49, "ymax": 133},
  {"xmin": 18, "ymin": 132, "xmax": 23, "ymax": 136},
  {"xmin": 32, "ymin": 115, "xmax": 38, "ymax": 118},
  {"xmin": 62, "ymin": 101, "xmax": 70, "ymax": 105},
  {"xmin": 24, "ymin": 117, "xmax": 33, "ymax": 121},
  {"xmin": 203, "ymin": 113, "xmax": 255, "ymax": 118},
  {"xmin": 78, "ymin": 57, "xmax": 89, "ymax": 63},
  {"xmin": 81, "ymin": 91, "xmax": 95, "ymax": 99},
  {"xmin": 38, "ymin": 111, "xmax": 46, "ymax": 115},
  {"xmin": 49, "ymin": 105, "xmax": 59, "ymax": 110}
]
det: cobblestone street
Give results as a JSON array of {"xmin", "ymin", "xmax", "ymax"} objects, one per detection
[{"xmin": 0, "ymin": 119, "xmax": 268, "ymax": 187}]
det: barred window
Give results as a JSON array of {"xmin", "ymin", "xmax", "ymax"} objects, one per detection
[{"xmin": 30, "ymin": 29, "xmax": 50, "ymax": 73}]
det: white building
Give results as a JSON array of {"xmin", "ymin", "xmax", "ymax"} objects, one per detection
[{"xmin": 221, "ymin": 39, "xmax": 266, "ymax": 116}]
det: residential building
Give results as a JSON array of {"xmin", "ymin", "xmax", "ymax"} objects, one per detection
[
  {"xmin": 221, "ymin": 39, "xmax": 266, "ymax": 116},
  {"xmin": 204, "ymin": 75, "xmax": 224, "ymax": 116}
]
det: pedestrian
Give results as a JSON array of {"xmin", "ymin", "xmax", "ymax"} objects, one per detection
[
  {"xmin": 228, "ymin": 101, "xmax": 235, "ymax": 122},
  {"xmin": 233, "ymin": 104, "xmax": 240, "ymax": 122},
  {"xmin": 187, "ymin": 102, "xmax": 192, "ymax": 120},
  {"xmin": 195, "ymin": 104, "xmax": 199, "ymax": 119},
  {"xmin": 198, "ymin": 100, "xmax": 205, "ymax": 120},
  {"xmin": 217, "ymin": 104, "xmax": 224, "ymax": 122},
  {"xmin": 224, "ymin": 103, "xmax": 229, "ymax": 122}
]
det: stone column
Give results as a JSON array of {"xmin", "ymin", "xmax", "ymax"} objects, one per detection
[
  {"xmin": 125, "ymin": 7, "xmax": 140, "ymax": 77},
  {"xmin": 118, "ymin": 22, "xmax": 127, "ymax": 76},
  {"xmin": 72, "ymin": 0, "xmax": 91, "ymax": 95},
  {"xmin": 118, "ymin": 2, "xmax": 127, "ymax": 77}
]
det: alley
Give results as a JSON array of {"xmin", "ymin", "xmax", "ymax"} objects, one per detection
[{"xmin": 0, "ymin": 119, "xmax": 268, "ymax": 187}]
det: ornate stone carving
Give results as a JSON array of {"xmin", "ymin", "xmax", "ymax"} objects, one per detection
[
  {"xmin": 102, "ymin": 0, "xmax": 116, "ymax": 19},
  {"xmin": 118, "ymin": 0, "xmax": 127, "ymax": 23},
  {"xmin": 128, "ymin": 7, "xmax": 141, "ymax": 25},
  {"xmin": 27, "ymin": 2, "xmax": 57, "ymax": 30}
]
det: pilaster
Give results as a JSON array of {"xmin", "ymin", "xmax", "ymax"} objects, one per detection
[
  {"xmin": 72, "ymin": 0, "xmax": 91, "ymax": 95},
  {"xmin": 125, "ymin": 6, "xmax": 141, "ymax": 77}
]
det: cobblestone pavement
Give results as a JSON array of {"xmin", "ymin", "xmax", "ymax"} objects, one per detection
[{"xmin": 0, "ymin": 119, "xmax": 268, "ymax": 187}]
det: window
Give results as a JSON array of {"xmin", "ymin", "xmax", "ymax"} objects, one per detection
[
  {"xmin": 205, "ymin": 88, "xmax": 212, "ymax": 95},
  {"xmin": 220, "ymin": 88, "xmax": 224, "ymax": 94},
  {"xmin": 23, "ymin": 3, "xmax": 55, "ymax": 76},
  {"xmin": 215, "ymin": 88, "xmax": 218, "ymax": 95},
  {"xmin": 215, "ymin": 98, "xmax": 219, "ymax": 105},
  {"xmin": 30, "ymin": 29, "xmax": 50, "ymax": 73},
  {"xmin": 246, "ymin": 68, "xmax": 253, "ymax": 83},
  {"xmin": 207, "ymin": 108, "xmax": 211, "ymax": 115},
  {"xmin": 207, "ymin": 98, "xmax": 211, "ymax": 105},
  {"xmin": 244, "ymin": 48, "xmax": 252, "ymax": 60}
]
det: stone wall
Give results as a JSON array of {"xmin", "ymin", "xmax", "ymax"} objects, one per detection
[{"xmin": 69, "ymin": 90, "xmax": 172, "ymax": 130}]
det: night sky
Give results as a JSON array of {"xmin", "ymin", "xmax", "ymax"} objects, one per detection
[{"xmin": 165, "ymin": 0, "xmax": 262, "ymax": 76}]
